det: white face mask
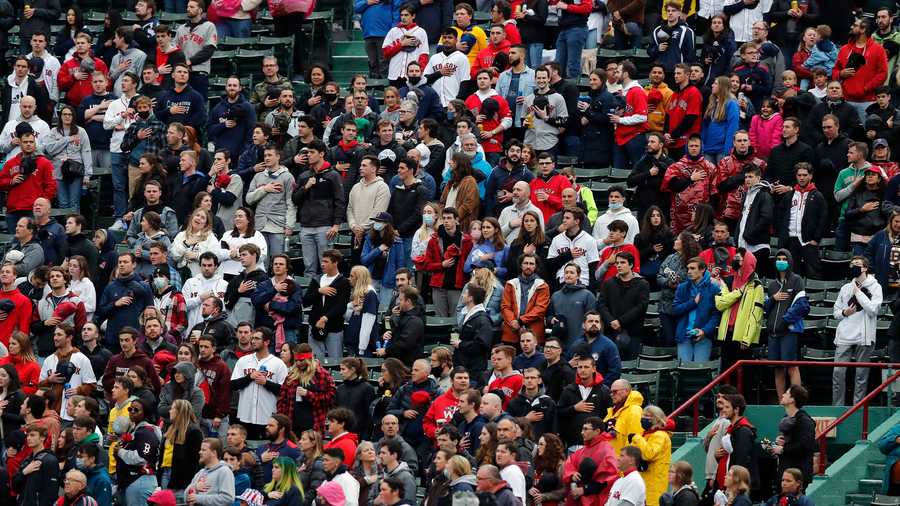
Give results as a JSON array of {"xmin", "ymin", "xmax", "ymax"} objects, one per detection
[{"xmin": 373, "ymin": 222, "xmax": 385, "ymax": 231}]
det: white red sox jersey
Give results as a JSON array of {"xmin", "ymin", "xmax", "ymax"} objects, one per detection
[{"xmin": 426, "ymin": 50, "xmax": 470, "ymax": 107}]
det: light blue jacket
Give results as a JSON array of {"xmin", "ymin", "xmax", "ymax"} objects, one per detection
[{"xmin": 496, "ymin": 67, "xmax": 536, "ymax": 127}]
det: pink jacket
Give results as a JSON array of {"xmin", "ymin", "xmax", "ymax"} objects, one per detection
[{"xmin": 749, "ymin": 112, "xmax": 783, "ymax": 160}]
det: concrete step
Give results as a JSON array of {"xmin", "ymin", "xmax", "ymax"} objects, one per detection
[
  {"xmin": 859, "ymin": 478, "xmax": 884, "ymax": 494},
  {"xmin": 868, "ymin": 462, "xmax": 887, "ymax": 479},
  {"xmin": 333, "ymin": 40, "xmax": 366, "ymax": 56},
  {"xmin": 845, "ymin": 492, "xmax": 873, "ymax": 505}
]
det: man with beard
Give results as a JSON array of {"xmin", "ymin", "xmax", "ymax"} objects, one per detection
[
  {"xmin": 766, "ymin": 117, "xmax": 815, "ymax": 203},
  {"xmin": 131, "ymin": 0, "xmax": 160, "ymax": 56},
  {"xmin": 485, "ymin": 140, "xmax": 533, "ymax": 217},
  {"xmin": 568, "ymin": 312, "xmax": 620, "ymax": 386},
  {"xmin": 498, "ymin": 180, "xmax": 544, "ymax": 241},
  {"xmin": 661, "ymin": 134, "xmax": 718, "ymax": 234},
  {"xmin": 714, "ymin": 130, "xmax": 767, "ymax": 231},
  {"xmin": 62, "ymin": 214, "xmax": 98, "ymax": 275},
  {"xmin": 776, "ymin": 162, "xmax": 827, "ymax": 278},
  {"xmin": 496, "ymin": 46, "xmax": 535, "ymax": 141},
  {"xmin": 182, "ymin": 252, "xmax": 228, "ymax": 331},
  {"xmin": 812, "ymin": 114, "xmax": 852, "ymax": 219},
  {"xmin": 834, "ymin": 17, "xmax": 888, "ymax": 121},
  {"xmin": 229, "ymin": 328, "xmax": 288, "ymax": 440},
  {"xmin": 425, "ymin": 29, "xmax": 471, "ymax": 108},
  {"xmin": 665, "ymin": 63, "xmax": 703, "ymax": 158},
  {"xmin": 644, "ymin": 64, "xmax": 673, "ymax": 134},
  {"xmin": 398, "ymin": 61, "xmax": 443, "ymax": 121},
  {"xmin": 610, "ymin": 60, "xmax": 648, "ymax": 172},
  {"xmin": 265, "ymin": 88, "xmax": 301, "ymax": 146},
  {"xmin": 626, "ymin": 132, "xmax": 673, "ymax": 222},
  {"xmin": 188, "ymin": 295, "xmax": 235, "ymax": 352},
  {"xmin": 208, "ymin": 77, "xmax": 254, "ymax": 167},
  {"xmin": 255, "ymin": 414, "xmax": 301, "ymax": 484},
  {"xmin": 223, "ymin": 322, "xmax": 254, "ymax": 370},
  {"xmin": 523, "ymin": 67, "xmax": 568, "ymax": 155},
  {"xmin": 873, "ymin": 8, "xmax": 900, "ymax": 87}
]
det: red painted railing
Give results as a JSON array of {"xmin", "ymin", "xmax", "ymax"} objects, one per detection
[{"xmin": 667, "ymin": 359, "xmax": 899, "ymax": 472}]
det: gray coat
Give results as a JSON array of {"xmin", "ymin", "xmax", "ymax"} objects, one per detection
[
  {"xmin": 109, "ymin": 48, "xmax": 148, "ymax": 95},
  {"xmin": 548, "ymin": 283, "xmax": 597, "ymax": 346},
  {"xmin": 7, "ymin": 239, "xmax": 44, "ymax": 277},
  {"xmin": 375, "ymin": 435, "xmax": 419, "ymax": 474},
  {"xmin": 369, "ymin": 461, "xmax": 417, "ymax": 504},
  {"xmin": 246, "ymin": 166, "xmax": 297, "ymax": 233},
  {"xmin": 42, "ymin": 126, "xmax": 93, "ymax": 180},
  {"xmin": 188, "ymin": 461, "xmax": 235, "ymax": 506},
  {"xmin": 127, "ymin": 206, "xmax": 180, "ymax": 243}
]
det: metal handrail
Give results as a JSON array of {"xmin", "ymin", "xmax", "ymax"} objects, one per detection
[
  {"xmin": 667, "ymin": 360, "xmax": 900, "ymax": 436},
  {"xmin": 815, "ymin": 369, "xmax": 900, "ymax": 474}
]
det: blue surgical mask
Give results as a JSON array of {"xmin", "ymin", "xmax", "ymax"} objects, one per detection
[
  {"xmin": 373, "ymin": 222, "xmax": 385, "ymax": 231},
  {"xmin": 775, "ymin": 260, "xmax": 789, "ymax": 272},
  {"xmin": 153, "ymin": 277, "xmax": 167, "ymax": 290},
  {"xmin": 609, "ymin": 202, "xmax": 623, "ymax": 210},
  {"xmin": 75, "ymin": 457, "xmax": 86, "ymax": 469},
  {"xmin": 446, "ymin": 110, "xmax": 455, "ymax": 121},
  {"xmin": 423, "ymin": 214, "xmax": 435, "ymax": 226}
]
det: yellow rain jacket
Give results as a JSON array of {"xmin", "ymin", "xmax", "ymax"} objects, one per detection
[
  {"xmin": 631, "ymin": 428, "xmax": 673, "ymax": 506},
  {"xmin": 604, "ymin": 389, "xmax": 644, "ymax": 455},
  {"xmin": 714, "ymin": 260, "xmax": 765, "ymax": 347}
]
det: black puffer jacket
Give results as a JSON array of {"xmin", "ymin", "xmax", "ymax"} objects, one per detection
[
  {"xmin": 335, "ymin": 377, "xmax": 377, "ymax": 438},
  {"xmin": 298, "ymin": 454, "xmax": 327, "ymax": 506},
  {"xmin": 581, "ymin": 86, "xmax": 617, "ymax": 167},
  {"xmin": 845, "ymin": 186, "xmax": 895, "ymax": 236},
  {"xmin": 453, "ymin": 307, "xmax": 493, "ymax": 380}
]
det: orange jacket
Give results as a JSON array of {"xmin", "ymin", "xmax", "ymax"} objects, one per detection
[{"xmin": 500, "ymin": 277, "xmax": 550, "ymax": 344}]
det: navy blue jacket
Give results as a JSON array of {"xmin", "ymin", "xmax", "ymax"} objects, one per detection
[
  {"xmin": 567, "ymin": 333, "xmax": 621, "ymax": 387},
  {"xmin": 36, "ymin": 219, "xmax": 66, "ymax": 267},
  {"xmin": 207, "ymin": 94, "xmax": 255, "ymax": 167},
  {"xmin": 648, "ymin": 22, "xmax": 696, "ymax": 73},
  {"xmin": 95, "ymin": 273, "xmax": 154, "ymax": 347},
  {"xmin": 77, "ymin": 93, "xmax": 114, "ymax": 151},
  {"xmin": 399, "ymin": 83, "xmax": 444, "ymax": 121},
  {"xmin": 483, "ymin": 160, "xmax": 535, "ymax": 217},
  {"xmin": 154, "ymin": 85, "xmax": 207, "ymax": 131},
  {"xmin": 865, "ymin": 229, "xmax": 898, "ymax": 288},
  {"xmin": 251, "ymin": 277, "xmax": 303, "ymax": 331}
]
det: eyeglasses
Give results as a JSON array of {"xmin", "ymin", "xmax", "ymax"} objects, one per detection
[
  {"xmin": 543, "ymin": 344, "xmax": 561, "ymax": 350},
  {"xmin": 127, "ymin": 407, "xmax": 141, "ymax": 413}
]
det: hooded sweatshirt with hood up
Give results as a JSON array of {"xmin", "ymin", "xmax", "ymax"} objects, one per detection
[
  {"xmin": 764, "ymin": 248, "xmax": 809, "ymax": 336},
  {"xmin": 158, "ymin": 361, "xmax": 205, "ymax": 423},
  {"xmin": 604, "ymin": 389, "xmax": 645, "ymax": 455}
]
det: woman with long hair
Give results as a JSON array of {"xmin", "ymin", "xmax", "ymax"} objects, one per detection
[
  {"xmin": 657, "ymin": 232, "xmax": 702, "ymax": 345},
  {"xmin": 440, "ymin": 153, "xmax": 480, "ymax": 230},
  {"xmin": 361, "ymin": 215, "xmax": 405, "ymax": 306},
  {"xmin": 456, "ymin": 265, "xmax": 503, "ymax": 329},
  {"xmin": 158, "ymin": 362, "xmax": 204, "ymax": 424},
  {"xmin": 183, "ymin": 126, "xmax": 213, "ymax": 173},
  {"xmin": 0, "ymin": 364, "xmax": 25, "ymax": 440},
  {"xmin": 370, "ymin": 359, "xmax": 409, "ymax": 439},
  {"xmin": 44, "ymin": 104, "xmax": 92, "ymax": 211},
  {"xmin": 702, "ymin": 76, "xmax": 740, "ymax": 164},
  {"xmin": 530, "ymin": 434, "xmax": 566, "ymax": 506},
  {"xmin": 475, "ymin": 423, "xmax": 499, "ymax": 466},
  {"xmin": 172, "ymin": 208, "xmax": 226, "ymax": 277},
  {"xmin": 634, "ymin": 206, "xmax": 675, "ymax": 287},
  {"xmin": 666, "ymin": 461, "xmax": 701, "ymax": 506},
  {"xmin": 445, "ymin": 455, "xmax": 477, "ymax": 503},
  {"xmin": 715, "ymin": 465, "xmax": 752, "ymax": 506},
  {"xmin": 276, "ymin": 343, "xmax": 336, "ymax": 435},
  {"xmin": 335, "ymin": 358, "xmax": 376, "ymax": 440},
  {"xmin": 631, "ymin": 405, "xmax": 673, "ymax": 506},
  {"xmin": 700, "ymin": 15, "xmax": 736, "ymax": 86},
  {"xmin": 351, "ymin": 441, "xmax": 379, "ymax": 505},
  {"xmin": 55, "ymin": 6, "xmax": 84, "ymax": 58},
  {"xmin": 464, "ymin": 217, "xmax": 508, "ymax": 280},
  {"xmin": 749, "ymin": 97, "xmax": 784, "ymax": 160},
  {"xmin": 67, "ymin": 256, "xmax": 96, "ymax": 320},
  {"xmin": 380, "ymin": 87, "xmax": 402, "ymax": 125},
  {"xmin": 581, "ymin": 69, "xmax": 617, "ymax": 170},
  {"xmin": 132, "ymin": 211, "xmax": 173, "ymax": 278},
  {"xmin": 298, "ymin": 430, "xmax": 327, "ymax": 506},
  {"xmin": 265, "ymin": 457, "xmax": 305, "ymax": 505},
  {"xmin": 55, "ymin": 427, "xmax": 76, "ymax": 470},
  {"xmin": 411, "ymin": 202, "xmax": 441, "ymax": 289},
  {"xmin": 505, "ymin": 210, "xmax": 550, "ymax": 279},
  {"xmin": 0, "ymin": 332, "xmax": 40, "ymax": 394},
  {"xmin": 159, "ymin": 399, "xmax": 203, "ymax": 491},
  {"xmin": 220, "ymin": 207, "xmax": 269, "ymax": 278},
  {"xmin": 846, "ymin": 167, "xmax": 890, "ymax": 254},
  {"xmin": 686, "ymin": 204, "xmax": 716, "ymax": 249},
  {"xmin": 192, "ymin": 192, "xmax": 226, "ymax": 238},
  {"xmin": 94, "ymin": 9, "xmax": 123, "ymax": 65},
  {"xmin": 344, "ymin": 266, "xmax": 380, "ymax": 357}
]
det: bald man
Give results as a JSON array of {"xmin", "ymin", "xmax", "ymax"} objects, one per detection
[
  {"xmin": 546, "ymin": 187, "xmax": 589, "ymax": 241},
  {"xmin": 375, "ymin": 414, "xmax": 419, "ymax": 473},
  {"xmin": 32, "ymin": 197, "xmax": 65, "ymax": 266},
  {"xmin": 498, "ymin": 180, "xmax": 545, "ymax": 241},
  {"xmin": 603, "ymin": 379, "xmax": 645, "ymax": 455},
  {"xmin": 479, "ymin": 392, "xmax": 506, "ymax": 423}
]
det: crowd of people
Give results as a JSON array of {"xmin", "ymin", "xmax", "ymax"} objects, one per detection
[{"xmin": 0, "ymin": 0, "xmax": 899, "ymax": 504}]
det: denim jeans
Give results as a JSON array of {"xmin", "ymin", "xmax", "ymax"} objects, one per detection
[
  {"xmin": 300, "ymin": 226, "xmax": 333, "ymax": 277},
  {"xmin": 834, "ymin": 220, "xmax": 850, "ymax": 252},
  {"xmin": 201, "ymin": 414, "xmax": 230, "ymax": 437},
  {"xmin": 528, "ymin": 43, "xmax": 545, "ymax": 68},
  {"xmin": 374, "ymin": 280, "xmax": 394, "ymax": 307},
  {"xmin": 555, "ymin": 25, "xmax": 588, "ymax": 79},
  {"xmin": 262, "ymin": 231, "xmax": 286, "ymax": 261},
  {"xmin": 111, "ymin": 152, "xmax": 128, "ymax": 218},
  {"xmin": 677, "ymin": 337, "xmax": 712, "ymax": 362},
  {"xmin": 164, "ymin": 0, "xmax": 187, "ymax": 12},
  {"xmin": 122, "ymin": 474, "xmax": 158, "ymax": 506},
  {"xmin": 189, "ymin": 73, "xmax": 210, "ymax": 103},
  {"xmin": 613, "ymin": 133, "xmax": 647, "ymax": 171},
  {"xmin": 613, "ymin": 22, "xmax": 643, "ymax": 49},
  {"xmin": 402, "ymin": 237, "xmax": 413, "ymax": 268},
  {"xmin": 57, "ymin": 178, "xmax": 82, "ymax": 211},
  {"xmin": 215, "ymin": 18, "xmax": 252, "ymax": 38},
  {"xmin": 309, "ymin": 330, "xmax": 343, "ymax": 360},
  {"xmin": 585, "ymin": 28, "xmax": 598, "ymax": 50}
]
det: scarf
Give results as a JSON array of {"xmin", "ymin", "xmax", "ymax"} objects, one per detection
[
  {"xmin": 338, "ymin": 139, "xmax": 358, "ymax": 152},
  {"xmin": 268, "ymin": 288, "xmax": 290, "ymax": 349}
]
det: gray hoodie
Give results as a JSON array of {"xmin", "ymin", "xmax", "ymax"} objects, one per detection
[
  {"xmin": 548, "ymin": 282, "xmax": 597, "ymax": 347},
  {"xmin": 246, "ymin": 165, "xmax": 297, "ymax": 233},
  {"xmin": 109, "ymin": 47, "xmax": 148, "ymax": 94},
  {"xmin": 158, "ymin": 361, "xmax": 205, "ymax": 422},
  {"xmin": 370, "ymin": 461, "xmax": 417, "ymax": 504},
  {"xmin": 43, "ymin": 125, "xmax": 93, "ymax": 179},
  {"xmin": 188, "ymin": 460, "xmax": 235, "ymax": 506}
]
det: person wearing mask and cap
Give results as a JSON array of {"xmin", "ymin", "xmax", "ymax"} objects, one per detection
[
  {"xmin": 833, "ymin": 255, "xmax": 882, "ymax": 405},
  {"xmin": 845, "ymin": 164, "xmax": 892, "ymax": 255},
  {"xmin": 765, "ymin": 249, "xmax": 809, "ymax": 398},
  {"xmin": 871, "ymin": 138, "xmax": 898, "ymax": 185}
]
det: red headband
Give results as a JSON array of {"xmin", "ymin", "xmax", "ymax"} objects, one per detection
[{"xmin": 294, "ymin": 352, "xmax": 313, "ymax": 361}]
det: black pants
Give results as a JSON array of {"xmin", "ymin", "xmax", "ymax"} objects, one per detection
[
  {"xmin": 787, "ymin": 237, "xmax": 822, "ymax": 279},
  {"xmin": 274, "ymin": 12, "xmax": 306, "ymax": 75}
]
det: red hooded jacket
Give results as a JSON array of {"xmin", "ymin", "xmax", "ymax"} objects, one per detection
[
  {"xmin": 0, "ymin": 153, "xmax": 57, "ymax": 213},
  {"xmin": 423, "ymin": 388, "xmax": 462, "ymax": 442},
  {"xmin": 57, "ymin": 54, "xmax": 110, "ymax": 107},
  {"xmin": 0, "ymin": 353, "xmax": 40, "ymax": 394},
  {"xmin": 563, "ymin": 431, "xmax": 618, "ymax": 506},
  {"xmin": 324, "ymin": 431, "xmax": 359, "ymax": 467},
  {"xmin": 833, "ymin": 37, "xmax": 888, "ymax": 102},
  {"xmin": 0, "ymin": 288, "xmax": 34, "ymax": 348},
  {"xmin": 470, "ymin": 39, "xmax": 512, "ymax": 77}
]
